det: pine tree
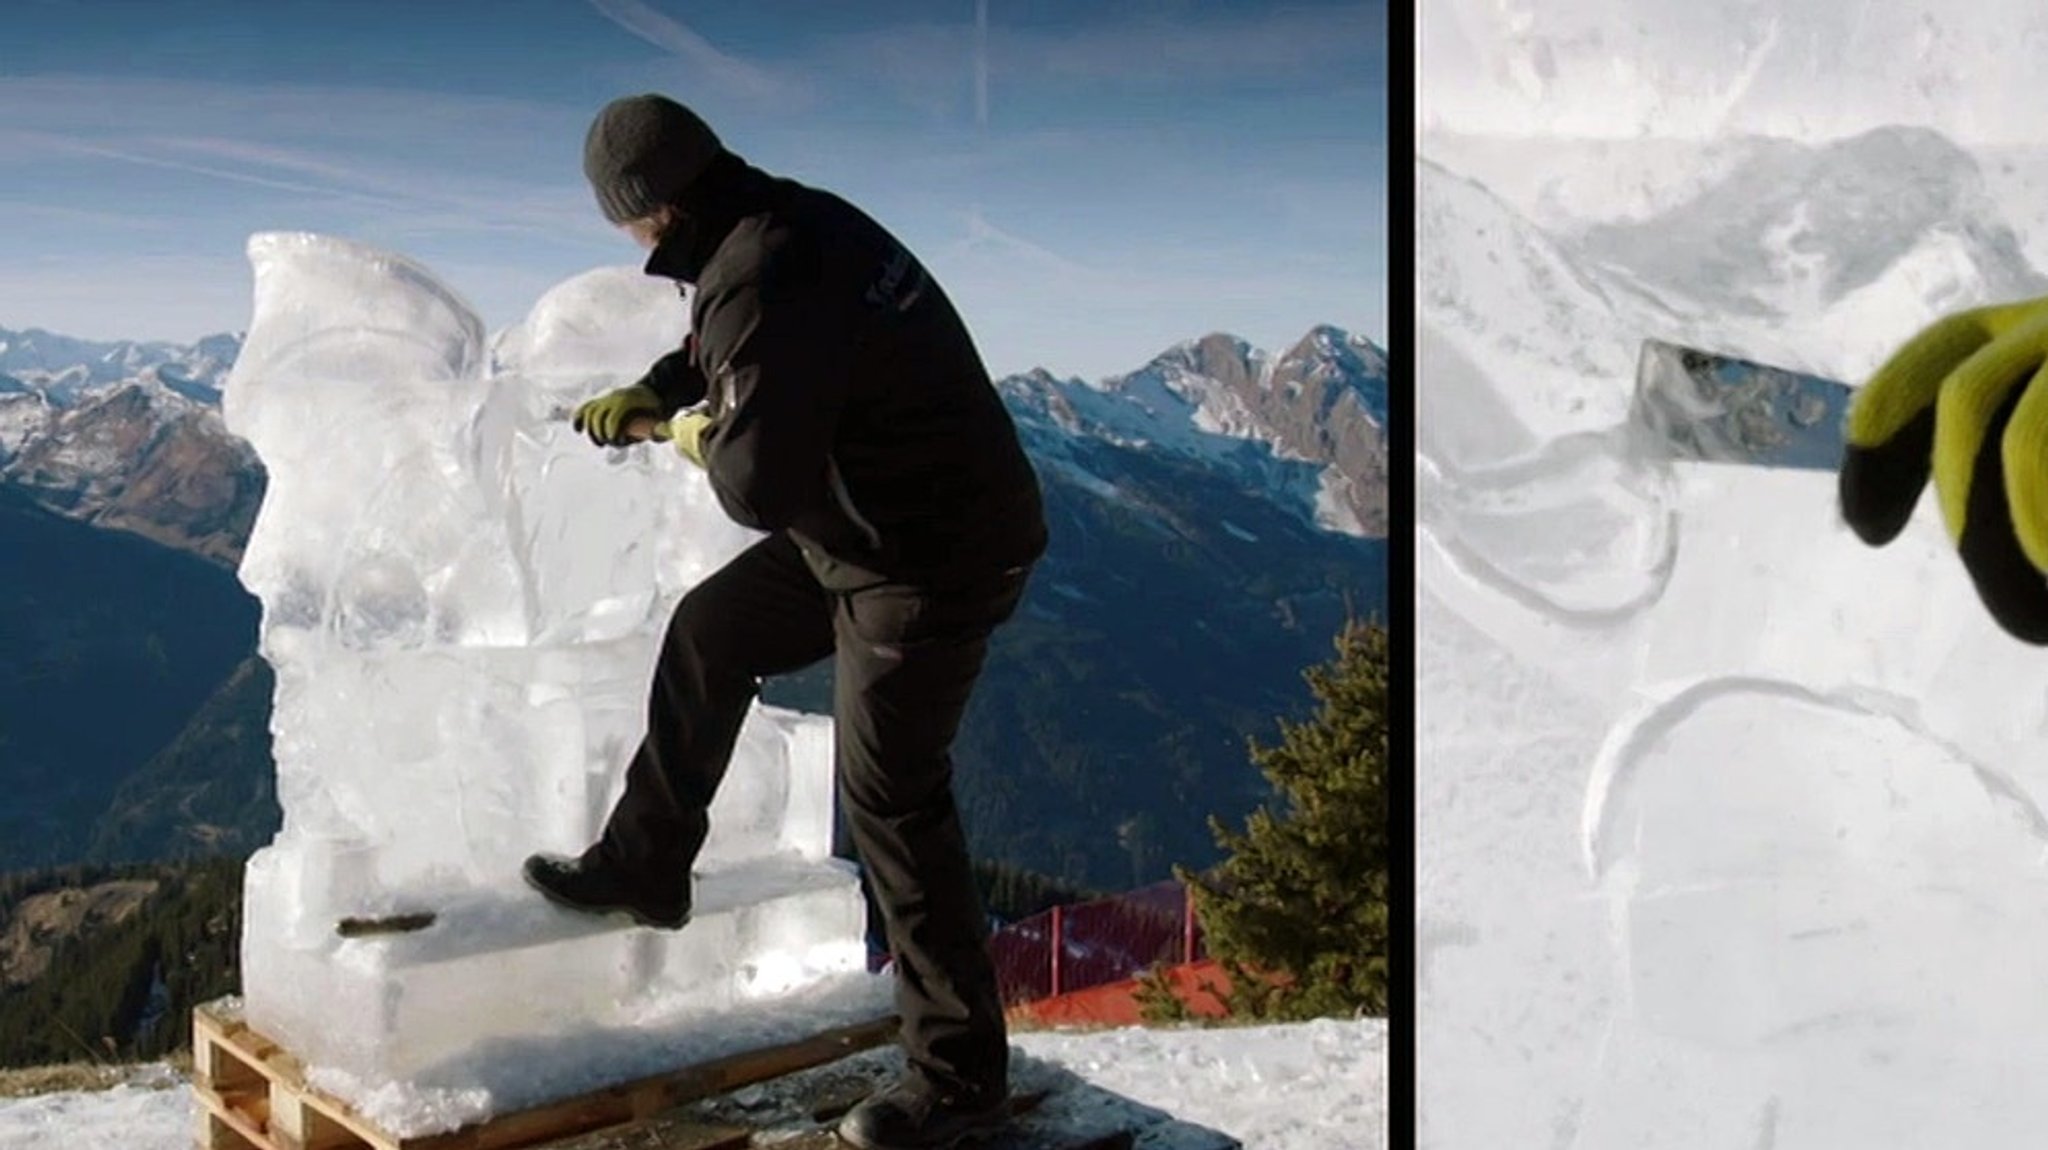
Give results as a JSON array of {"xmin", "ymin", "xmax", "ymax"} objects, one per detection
[{"xmin": 1176, "ymin": 616, "xmax": 1390, "ymax": 1021}]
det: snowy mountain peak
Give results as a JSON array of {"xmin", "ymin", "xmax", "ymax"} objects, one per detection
[
  {"xmin": 1289, "ymin": 324, "xmax": 1387, "ymax": 377},
  {"xmin": 1000, "ymin": 366, "xmax": 1068, "ymax": 396},
  {"xmin": 3, "ymin": 372, "xmax": 260, "ymax": 566},
  {"xmin": 1001, "ymin": 325, "xmax": 1387, "ymax": 536},
  {"xmin": 1150, "ymin": 332, "xmax": 1266, "ymax": 391},
  {"xmin": 1276, "ymin": 327, "xmax": 1390, "ymax": 427},
  {"xmin": 0, "ymin": 389, "xmax": 53, "ymax": 462},
  {"xmin": 0, "ymin": 326, "xmax": 244, "ymax": 407}
]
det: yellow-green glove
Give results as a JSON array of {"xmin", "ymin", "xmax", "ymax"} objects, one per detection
[
  {"xmin": 658, "ymin": 412, "xmax": 712, "ymax": 468},
  {"xmin": 1841, "ymin": 294, "xmax": 2048, "ymax": 642},
  {"xmin": 572, "ymin": 383, "xmax": 664, "ymax": 447}
]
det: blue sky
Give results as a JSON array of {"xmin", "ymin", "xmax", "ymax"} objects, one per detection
[{"xmin": 0, "ymin": 0, "xmax": 1384, "ymax": 379}]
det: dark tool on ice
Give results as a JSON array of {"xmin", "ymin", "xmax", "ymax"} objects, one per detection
[
  {"xmin": 1630, "ymin": 338, "xmax": 1851, "ymax": 471},
  {"xmin": 334, "ymin": 912, "xmax": 437, "ymax": 938},
  {"xmin": 546, "ymin": 403, "xmax": 672, "ymax": 444},
  {"xmin": 1638, "ymin": 313, "xmax": 2048, "ymax": 645}
]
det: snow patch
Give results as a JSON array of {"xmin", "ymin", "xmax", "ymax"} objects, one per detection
[
  {"xmin": 0, "ymin": 1071, "xmax": 188, "ymax": 1150},
  {"xmin": 1016, "ymin": 1019, "xmax": 1387, "ymax": 1150},
  {"xmin": 0, "ymin": 393, "xmax": 52, "ymax": 459},
  {"xmin": 1312, "ymin": 470, "xmax": 1368, "ymax": 538},
  {"xmin": 0, "ymin": 1020, "xmax": 1387, "ymax": 1150}
]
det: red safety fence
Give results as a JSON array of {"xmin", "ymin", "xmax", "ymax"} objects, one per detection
[
  {"xmin": 985, "ymin": 880, "xmax": 1207, "ymax": 1006},
  {"xmin": 1007, "ymin": 959, "xmax": 1234, "ymax": 1026}
]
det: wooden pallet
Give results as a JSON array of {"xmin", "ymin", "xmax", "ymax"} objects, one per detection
[{"xmin": 189, "ymin": 999, "xmax": 898, "ymax": 1150}]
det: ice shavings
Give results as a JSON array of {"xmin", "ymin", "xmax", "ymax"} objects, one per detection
[{"xmin": 303, "ymin": 971, "xmax": 893, "ymax": 1137}]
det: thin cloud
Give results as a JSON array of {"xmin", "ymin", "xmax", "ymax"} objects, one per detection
[
  {"xmin": 0, "ymin": 78, "xmax": 605, "ymax": 238},
  {"xmin": 942, "ymin": 204, "xmax": 1366, "ymax": 306},
  {"xmin": 0, "ymin": 71, "xmax": 609, "ymax": 244},
  {"xmin": 151, "ymin": 136, "xmax": 410, "ymax": 195},
  {"xmin": 0, "ymin": 199, "xmax": 166, "ymax": 232},
  {"xmin": 1027, "ymin": 3, "xmax": 1380, "ymax": 82},
  {"xmin": 754, "ymin": 4, "xmax": 1374, "ymax": 142},
  {"xmin": 786, "ymin": 23, "xmax": 973, "ymax": 130},
  {"xmin": 947, "ymin": 207, "xmax": 1101, "ymax": 280},
  {"xmin": 933, "ymin": 253, "xmax": 1375, "ymax": 380},
  {"xmin": 0, "ymin": 75, "xmax": 579, "ymax": 150},
  {"xmin": 0, "ymin": 127, "xmax": 402, "ymax": 208},
  {"xmin": 0, "ymin": 13, "xmax": 1380, "ymax": 365},
  {"xmin": 584, "ymin": 0, "xmax": 806, "ymax": 106},
  {"xmin": 146, "ymin": 136, "xmax": 603, "ymax": 238}
]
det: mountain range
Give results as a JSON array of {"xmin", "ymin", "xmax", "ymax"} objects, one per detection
[{"xmin": 0, "ymin": 322, "xmax": 1388, "ymax": 888}]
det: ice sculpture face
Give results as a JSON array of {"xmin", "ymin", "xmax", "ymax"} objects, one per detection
[
  {"xmin": 224, "ymin": 233, "xmax": 759, "ymax": 894},
  {"xmin": 228, "ymin": 234, "xmax": 496, "ymax": 648},
  {"xmin": 228, "ymin": 234, "xmax": 752, "ymax": 653}
]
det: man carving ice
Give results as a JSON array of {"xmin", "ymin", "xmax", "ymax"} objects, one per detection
[{"xmin": 522, "ymin": 94, "xmax": 1048, "ymax": 1149}]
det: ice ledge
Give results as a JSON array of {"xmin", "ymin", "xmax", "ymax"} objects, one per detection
[
  {"xmin": 312, "ymin": 969, "xmax": 895, "ymax": 1137},
  {"xmin": 345, "ymin": 853, "xmax": 863, "ymax": 967},
  {"xmin": 243, "ymin": 852, "xmax": 882, "ymax": 1130}
]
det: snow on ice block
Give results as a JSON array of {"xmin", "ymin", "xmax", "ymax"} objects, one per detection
[{"xmin": 242, "ymin": 852, "xmax": 876, "ymax": 1115}]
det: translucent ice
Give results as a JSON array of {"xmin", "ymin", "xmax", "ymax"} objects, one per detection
[
  {"xmin": 223, "ymin": 234, "xmax": 879, "ymax": 1120},
  {"xmin": 1418, "ymin": 104, "xmax": 2048, "ymax": 1146}
]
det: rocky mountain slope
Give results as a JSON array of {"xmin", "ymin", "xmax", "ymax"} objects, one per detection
[
  {"xmin": 0, "ymin": 485, "xmax": 257, "ymax": 871},
  {"xmin": 1002, "ymin": 326, "xmax": 1387, "ymax": 535}
]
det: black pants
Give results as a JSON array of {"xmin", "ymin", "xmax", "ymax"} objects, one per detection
[{"xmin": 595, "ymin": 531, "xmax": 1027, "ymax": 1097}]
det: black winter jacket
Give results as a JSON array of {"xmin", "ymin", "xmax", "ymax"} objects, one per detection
[{"xmin": 640, "ymin": 154, "xmax": 1047, "ymax": 592}]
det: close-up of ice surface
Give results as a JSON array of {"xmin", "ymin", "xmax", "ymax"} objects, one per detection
[{"xmin": 1421, "ymin": 3, "xmax": 2048, "ymax": 1146}]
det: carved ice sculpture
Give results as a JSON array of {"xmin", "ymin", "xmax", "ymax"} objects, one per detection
[{"xmin": 224, "ymin": 233, "xmax": 883, "ymax": 1129}]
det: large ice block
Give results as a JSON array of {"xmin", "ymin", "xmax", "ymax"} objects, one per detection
[
  {"xmin": 224, "ymin": 234, "xmax": 882, "ymax": 1123},
  {"xmin": 241, "ymin": 851, "xmax": 878, "ymax": 1122}
]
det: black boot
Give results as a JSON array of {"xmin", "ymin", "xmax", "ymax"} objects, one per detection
[
  {"xmin": 521, "ymin": 852, "xmax": 690, "ymax": 930},
  {"xmin": 836, "ymin": 1077, "xmax": 1008, "ymax": 1150}
]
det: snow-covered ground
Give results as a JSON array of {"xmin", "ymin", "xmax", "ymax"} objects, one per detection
[
  {"xmin": 0, "ymin": 1018, "xmax": 1386, "ymax": 1150},
  {"xmin": 1423, "ymin": 4, "xmax": 2048, "ymax": 1149}
]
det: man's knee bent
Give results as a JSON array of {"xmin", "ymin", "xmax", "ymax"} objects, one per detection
[{"xmin": 661, "ymin": 588, "xmax": 758, "ymax": 687}]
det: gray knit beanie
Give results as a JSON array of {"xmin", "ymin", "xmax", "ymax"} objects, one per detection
[{"xmin": 582, "ymin": 94, "xmax": 724, "ymax": 224}]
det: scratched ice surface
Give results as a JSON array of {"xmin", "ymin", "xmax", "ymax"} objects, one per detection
[{"xmin": 1419, "ymin": 6, "xmax": 2048, "ymax": 1143}]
